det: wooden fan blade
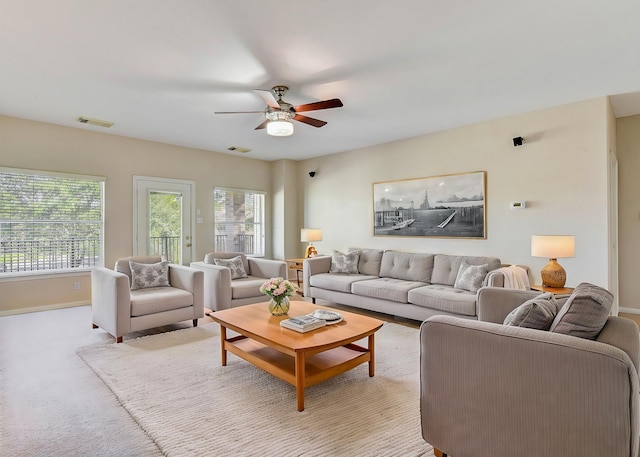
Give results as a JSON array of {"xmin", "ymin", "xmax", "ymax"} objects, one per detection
[
  {"xmin": 293, "ymin": 98, "xmax": 343, "ymax": 112},
  {"xmin": 255, "ymin": 89, "xmax": 280, "ymax": 109},
  {"xmin": 293, "ymin": 114, "xmax": 327, "ymax": 128},
  {"xmin": 255, "ymin": 119, "xmax": 269, "ymax": 130},
  {"xmin": 215, "ymin": 111, "xmax": 264, "ymax": 114}
]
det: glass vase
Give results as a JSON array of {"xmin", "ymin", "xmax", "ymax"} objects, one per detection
[{"xmin": 268, "ymin": 296, "xmax": 290, "ymax": 316}]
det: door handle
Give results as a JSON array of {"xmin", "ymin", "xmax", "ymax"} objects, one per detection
[{"xmin": 185, "ymin": 243, "xmax": 192, "ymax": 248}]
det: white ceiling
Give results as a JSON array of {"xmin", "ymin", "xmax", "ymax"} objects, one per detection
[{"xmin": 2, "ymin": 1, "xmax": 640, "ymax": 162}]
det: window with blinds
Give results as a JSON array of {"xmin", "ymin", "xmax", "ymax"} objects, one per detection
[
  {"xmin": 214, "ymin": 188, "xmax": 265, "ymax": 256},
  {"xmin": 0, "ymin": 168, "xmax": 104, "ymax": 274}
]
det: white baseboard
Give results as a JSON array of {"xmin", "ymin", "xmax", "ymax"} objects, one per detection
[
  {"xmin": 0, "ymin": 300, "xmax": 90, "ymax": 317},
  {"xmin": 618, "ymin": 307, "xmax": 640, "ymax": 315}
]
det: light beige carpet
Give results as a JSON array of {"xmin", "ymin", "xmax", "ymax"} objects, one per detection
[{"xmin": 77, "ymin": 322, "xmax": 434, "ymax": 457}]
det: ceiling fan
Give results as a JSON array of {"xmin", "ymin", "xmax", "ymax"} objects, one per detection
[{"xmin": 215, "ymin": 85, "xmax": 343, "ymax": 136}]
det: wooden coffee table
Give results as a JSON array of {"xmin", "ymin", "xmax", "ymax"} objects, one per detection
[{"xmin": 210, "ymin": 301, "xmax": 384, "ymax": 411}]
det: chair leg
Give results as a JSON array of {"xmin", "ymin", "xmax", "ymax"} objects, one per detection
[
  {"xmin": 92, "ymin": 323, "xmax": 98, "ymax": 329},
  {"xmin": 434, "ymin": 449, "xmax": 447, "ymax": 457},
  {"xmin": 193, "ymin": 318, "xmax": 198, "ymax": 327}
]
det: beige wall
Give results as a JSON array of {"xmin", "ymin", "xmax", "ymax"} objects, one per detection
[
  {"xmin": 617, "ymin": 114, "xmax": 640, "ymax": 311},
  {"xmin": 297, "ymin": 97, "xmax": 612, "ymax": 290},
  {"xmin": 271, "ymin": 159, "xmax": 301, "ymax": 260},
  {"xmin": 1, "ymin": 97, "xmax": 624, "ymax": 314},
  {"xmin": 0, "ymin": 116, "xmax": 272, "ymax": 314}
]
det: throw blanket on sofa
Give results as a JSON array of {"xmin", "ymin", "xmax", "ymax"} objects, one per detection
[{"xmin": 487, "ymin": 265, "xmax": 530, "ymax": 290}]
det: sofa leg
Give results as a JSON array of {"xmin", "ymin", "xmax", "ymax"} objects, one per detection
[
  {"xmin": 434, "ymin": 449, "xmax": 447, "ymax": 457},
  {"xmin": 115, "ymin": 336, "xmax": 123, "ymax": 343},
  {"xmin": 193, "ymin": 319, "xmax": 198, "ymax": 327},
  {"xmin": 311, "ymin": 298, "xmax": 316, "ymax": 304},
  {"xmin": 92, "ymin": 323, "xmax": 98, "ymax": 329}
]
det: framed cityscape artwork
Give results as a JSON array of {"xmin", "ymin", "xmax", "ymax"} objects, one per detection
[{"xmin": 373, "ymin": 170, "xmax": 486, "ymax": 238}]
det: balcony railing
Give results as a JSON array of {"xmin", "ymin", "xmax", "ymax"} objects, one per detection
[
  {"xmin": 0, "ymin": 238, "xmax": 101, "ymax": 273},
  {"xmin": 214, "ymin": 234, "xmax": 254, "ymax": 254},
  {"xmin": 148, "ymin": 236, "xmax": 181, "ymax": 263}
]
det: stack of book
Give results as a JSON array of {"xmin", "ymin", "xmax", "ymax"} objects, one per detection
[{"xmin": 280, "ymin": 314, "xmax": 326, "ymax": 333}]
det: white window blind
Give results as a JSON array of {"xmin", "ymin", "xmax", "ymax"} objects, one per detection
[
  {"xmin": 214, "ymin": 188, "xmax": 265, "ymax": 256},
  {"xmin": 0, "ymin": 168, "xmax": 104, "ymax": 274}
]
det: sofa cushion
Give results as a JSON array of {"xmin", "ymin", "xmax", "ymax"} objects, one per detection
[
  {"xmin": 348, "ymin": 248, "xmax": 384, "ymax": 276},
  {"xmin": 309, "ymin": 273, "xmax": 377, "ymax": 293},
  {"xmin": 504, "ymin": 292, "xmax": 558, "ymax": 330},
  {"xmin": 213, "ymin": 255, "xmax": 248, "ymax": 279},
  {"xmin": 204, "ymin": 252, "xmax": 250, "ymax": 275},
  {"xmin": 431, "ymin": 255, "xmax": 501, "ymax": 286},
  {"xmin": 408, "ymin": 285, "xmax": 477, "ymax": 316},
  {"xmin": 351, "ymin": 278, "xmax": 428, "ymax": 303},
  {"xmin": 130, "ymin": 286, "xmax": 193, "ymax": 316},
  {"xmin": 379, "ymin": 251, "xmax": 434, "ymax": 282},
  {"xmin": 129, "ymin": 260, "xmax": 170, "ymax": 290},
  {"xmin": 115, "ymin": 255, "xmax": 163, "ymax": 284},
  {"xmin": 329, "ymin": 250, "xmax": 360, "ymax": 274},
  {"xmin": 230, "ymin": 276, "xmax": 270, "ymax": 299},
  {"xmin": 453, "ymin": 261, "xmax": 489, "ymax": 293},
  {"xmin": 549, "ymin": 282, "xmax": 614, "ymax": 340}
]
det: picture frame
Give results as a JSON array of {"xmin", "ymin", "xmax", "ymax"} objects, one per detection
[{"xmin": 373, "ymin": 171, "xmax": 486, "ymax": 238}]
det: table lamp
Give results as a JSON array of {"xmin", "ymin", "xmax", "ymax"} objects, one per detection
[
  {"xmin": 531, "ymin": 235, "xmax": 575, "ymax": 288},
  {"xmin": 301, "ymin": 228, "xmax": 322, "ymax": 258}
]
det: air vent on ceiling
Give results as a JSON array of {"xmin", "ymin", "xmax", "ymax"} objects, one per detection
[
  {"xmin": 227, "ymin": 146, "xmax": 252, "ymax": 153},
  {"xmin": 77, "ymin": 116, "xmax": 114, "ymax": 128}
]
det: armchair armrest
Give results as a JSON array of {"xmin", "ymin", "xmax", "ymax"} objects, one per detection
[
  {"xmin": 247, "ymin": 258, "xmax": 286, "ymax": 279},
  {"xmin": 303, "ymin": 256, "xmax": 332, "ymax": 296},
  {"xmin": 190, "ymin": 261, "xmax": 232, "ymax": 311},
  {"xmin": 597, "ymin": 316, "xmax": 640, "ymax": 373},
  {"xmin": 91, "ymin": 268, "xmax": 131, "ymax": 338},
  {"xmin": 169, "ymin": 264, "xmax": 204, "ymax": 318},
  {"xmin": 476, "ymin": 287, "xmax": 541, "ymax": 323},
  {"xmin": 420, "ymin": 315, "xmax": 640, "ymax": 457}
]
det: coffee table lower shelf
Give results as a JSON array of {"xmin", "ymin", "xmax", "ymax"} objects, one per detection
[{"xmin": 223, "ymin": 334, "xmax": 374, "ymax": 411}]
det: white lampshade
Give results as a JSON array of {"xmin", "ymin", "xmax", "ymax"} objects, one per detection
[
  {"xmin": 301, "ymin": 228, "xmax": 322, "ymax": 243},
  {"xmin": 267, "ymin": 120, "xmax": 294, "ymax": 137},
  {"xmin": 531, "ymin": 235, "xmax": 575, "ymax": 259}
]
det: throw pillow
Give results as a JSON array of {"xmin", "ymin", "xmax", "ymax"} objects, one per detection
[
  {"xmin": 329, "ymin": 250, "xmax": 360, "ymax": 274},
  {"xmin": 503, "ymin": 293, "xmax": 558, "ymax": 330},
  {"xmin": 129, "ymin": 261, "xmax": 170, "ymax": 290},
  {"xmin": 453, "ymin": 261, "xmax": 489, "ymax": 293},
  {"xmin": 213, "ymin": 255, "xmax": 248, "ymax": 279},
  {"xmin": 549, "ymin": 282, "xmax": 613, "ymax": 340}
]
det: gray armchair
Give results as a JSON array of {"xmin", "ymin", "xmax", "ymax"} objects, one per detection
[
  {"xmin": 421, "ymin": 287, "xmax": 640, "ymax": 457},
  {"xmin": 92, "ymin": 256, "xmax": 204, "ymax": 343},
  {"xmin": 190, "ymin": 252, "xmax": 287, "ymax": 311}
]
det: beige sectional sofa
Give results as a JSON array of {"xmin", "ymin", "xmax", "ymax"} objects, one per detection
[{"xmin": 303, "ymin": 248, "xmax": 508, "ymax": 321}]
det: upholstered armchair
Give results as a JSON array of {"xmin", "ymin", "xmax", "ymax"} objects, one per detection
[
  {"xmin": 190, "ymin": 252, "xmax": 287, "ymax": 311},
  {"xmin": 421, "ymin": 286, "xmax": 640, "ymax": 457},
  {"xmin": 91, "ymin": 255, "xmax": 204, "ymax": 343}
]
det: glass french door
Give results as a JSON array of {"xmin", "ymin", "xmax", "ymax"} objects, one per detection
[{"xmin": 133, "ymin": 176, "xmax": 195, "ymax": 265}]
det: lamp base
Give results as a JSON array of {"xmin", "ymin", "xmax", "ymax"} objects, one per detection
[
  {"xmin": 304, "ymin": 244, "xmax": 317, "ymax": 258},
  {"xmin": 540, "ymin": 258, "xmax": 567, "ymax": 288}
]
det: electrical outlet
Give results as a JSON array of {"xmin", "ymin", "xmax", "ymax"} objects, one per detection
[{"xmin": 73, "ymin": 281, "xmax": 80, "ymax": 290}]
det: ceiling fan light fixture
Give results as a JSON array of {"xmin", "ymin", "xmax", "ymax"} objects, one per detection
[{"xmin": 267, "ymin": 120, "xmax": 294, "ymax": 137}]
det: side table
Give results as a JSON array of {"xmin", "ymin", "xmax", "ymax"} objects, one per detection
[
  {"xmin": 531, "ymin": 285, "xmax": 574, "ymax": 295},
  {"xmin": 285, "ymin": 258, "xmax": 304, "ymax": 286}
]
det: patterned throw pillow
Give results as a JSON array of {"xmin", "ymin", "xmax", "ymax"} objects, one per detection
[
  {"xmin": 213, "ymin": 255, "xmax": 248, "ymax": 279},
  {"xmin": 329, "ymin": 250, "xmax": 360, "ymax": 274},
  {"xmin": 129, "ymin": 261, "xmax": 170, "ymax": 290},
  {"xmin": 453, "ymin": 261, "xmax": 489, "ymax": 293},
  {"xmin": 504, "ymin": 293, "xmax": 558, "ymax": 330}
]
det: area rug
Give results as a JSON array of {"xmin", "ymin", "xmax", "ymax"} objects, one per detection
[{"xmin": 77, "ymin": 322, "xmax": 434, "ymax": 457}]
